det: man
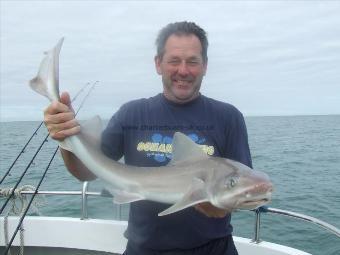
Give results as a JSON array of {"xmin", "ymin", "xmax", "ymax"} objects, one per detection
[{"xmin": 44, "ymin": 21, "xmax": 252, "ymax": 255}]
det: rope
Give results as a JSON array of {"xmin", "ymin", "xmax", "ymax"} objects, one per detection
[
  {"xmin": 0, "ymin": 81, "xmax": 95, "ymax": 185},
  {"xmin": 3, "ymin": 148, "xmax": 58, "ymax": 255},
  {"xmin": 0, "ymin": 186, "xmax": 45, "ymax": 216},
  {"xmin": 0, "ymin": 136, "xmax": 49, "ymax": 215},
  {"xmin": 4, "ymin": 216, "xmax": 12, "ymax": 255},
  {"xmin": 2, "ymin": 185, "xmax": 41, "ymax": 255},
  {"xmin": 0, "ymin": 81, "xmax": 98, "ymax": 215},
  {"xmin": 1, "ymin": 81, "xmax": 98, "ymax": 255},
  {"xmin": 19, "ymin": 224, "xmax": 24, "ymax": 255}
]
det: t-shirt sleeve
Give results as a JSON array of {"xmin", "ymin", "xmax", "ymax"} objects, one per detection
[
  {"xmin": 225, "ymin": 110, "xmax": 253, "ymax": 168},
  {"xmin": 101, "ymin": 106, "xmax": 125, "ymax": 161}
]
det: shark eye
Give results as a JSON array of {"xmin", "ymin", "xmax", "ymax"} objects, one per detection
[{"xmin": 225, "ymin": 177, "xmax": 238, "ymax": 189}]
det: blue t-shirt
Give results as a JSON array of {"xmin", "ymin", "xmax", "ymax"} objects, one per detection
[{"xmin": 101, "ymin": 93, "xmax": 252, "ymax": 250}]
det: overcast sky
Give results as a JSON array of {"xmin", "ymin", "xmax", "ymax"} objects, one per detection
[{"xmin": 1, "ymin": 1, "xmax": 340, "ymax": 121}]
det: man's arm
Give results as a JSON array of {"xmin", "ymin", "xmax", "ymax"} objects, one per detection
[
  {"xmin": 59, "ymin": 148, "xmax": 96, "ymax": 181},
  {"xmin": 44, "ymin": 92, "xmax": 96, "ymax": 181},
  {"xmin": 194, "ymin": 110, "xmax": 252, "ymax": 218}
]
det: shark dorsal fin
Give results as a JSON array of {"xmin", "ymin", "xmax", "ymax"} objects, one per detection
[{"xmin": 170, "ymin": 132, "xmax": 208, "ymax": 165}]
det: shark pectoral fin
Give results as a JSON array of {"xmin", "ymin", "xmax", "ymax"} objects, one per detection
[
  {"xmin": 112, "ymin": 190, "xmax": 145, "ymax": 204},
  {"xmin": 158, "ymin": 177, "xmax": 208, "ymax": 216}
]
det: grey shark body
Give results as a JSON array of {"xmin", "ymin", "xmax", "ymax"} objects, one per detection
[{"xmin": 29, "ymin": 38, "xmax": 273, "ymax": 216}]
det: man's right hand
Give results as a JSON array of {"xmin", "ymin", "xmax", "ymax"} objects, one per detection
[{"xmin": 43, "ymin": 92, "xmax": 81, "ymax": 140}]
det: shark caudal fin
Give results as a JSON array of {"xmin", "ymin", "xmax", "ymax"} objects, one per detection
[{"xmin": 29, "ymin": 37, "xmax": 64, "ymax": 102}]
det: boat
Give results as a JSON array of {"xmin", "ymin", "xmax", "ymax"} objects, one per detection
[{"xmin": 1, "ymin": 182, "xmax": 339, "ymax": 255}]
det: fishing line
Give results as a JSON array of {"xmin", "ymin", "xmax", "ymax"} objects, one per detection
[
  {"xmin": 0, "ymin": 81, "xmax": 95, "ymax": 185},
  {"xmin": 0, "ymin": 81, "xmax": 98, "ymax": 214},
  {"xmin": 2, "ymin": 80, "xmax": 99, "ymax": 255},
  {"xmin": 3, "ymin": 147, "xmax": 59, "ymax": 255},
  {"xmin": 0, "ymin": 123, "xmax": 44, "ymax": 186}
]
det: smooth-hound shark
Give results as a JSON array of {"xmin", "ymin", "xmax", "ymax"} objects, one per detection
[{"xmin": 29, "ymin": 38, "xmax": 273, "ymax": 216}]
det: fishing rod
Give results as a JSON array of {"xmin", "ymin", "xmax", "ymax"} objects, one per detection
[
  {"xmin": 0, "ymin": 81, "xmax": 96, "ymax": 185},
  {"xmin": 2, "ymin": 80, "xmax": 99, "ymax": 255},
  {"xmin": 0, "ymin": 81, "xmax": 98, "ymax": 215},
  {"xmin": 3, "ymin": 147, "xmax": 59, "ymax": 255}
]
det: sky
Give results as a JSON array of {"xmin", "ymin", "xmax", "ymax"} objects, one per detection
[{"xmin": 1, "ymin": 0, "xmax": 340, "ymax": 121}]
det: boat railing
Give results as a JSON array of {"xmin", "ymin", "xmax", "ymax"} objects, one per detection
[
  {"xmin": 251, "ymin": 206, "xmax": 340, "ymax": 243},
  {"xmin": 1, "ymin": 181, "xmax": 340, "ymax": 242}
]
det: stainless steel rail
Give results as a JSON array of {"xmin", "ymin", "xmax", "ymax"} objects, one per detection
[
  {"xmin": 252, "ymin": 206, "xmax": 340, "ymax": 243},
  {"xmin": 0, "ymin": 182, "xmax": 110, "ymax": 220},
  {"xmin": 2, "ymin": 182, "xmax": 339, "ymax": 242}
]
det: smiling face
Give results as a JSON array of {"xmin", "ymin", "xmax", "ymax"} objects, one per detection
[{"xmin": 155, "ymin": 34, "xmax": 208, "ymax": 104}]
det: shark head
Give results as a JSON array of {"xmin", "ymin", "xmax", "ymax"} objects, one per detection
[
  {"xmin": 158, "ymin": 132, "xmax": 273, "ymax": 216},
  {"xmin": 207, "ymin": 158, "xmax": 273, "ymax": 211}
]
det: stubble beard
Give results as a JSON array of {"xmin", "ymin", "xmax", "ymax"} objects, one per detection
[{"xmin": 162, "ymin": 76, "xmax": 203, "ymax": 104}]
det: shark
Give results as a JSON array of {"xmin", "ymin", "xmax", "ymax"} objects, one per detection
[{"xmin": 29, "ymin": 38, "xmax": 273, "ymax": 216}]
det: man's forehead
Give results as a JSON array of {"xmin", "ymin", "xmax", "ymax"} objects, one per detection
[{"xmin": 163, "ymin": 34, "xmax": 203, "ymax": 57}]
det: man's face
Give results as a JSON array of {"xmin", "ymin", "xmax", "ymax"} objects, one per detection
[{"xmin": 155, "ymin": 34, "xmax": 207, "ymax": 104}]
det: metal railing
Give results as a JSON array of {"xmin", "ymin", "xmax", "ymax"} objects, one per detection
[
  {"xmin": 252, "ymin": 206, "xmax": 340, "ymax": 243},
  {"xmin": 2, "ymin": 181, "xmax": 340, "ymax": 243},
  {"xmin": 0, "ymin": 181, "xmax": 121, "ymax": 221}
]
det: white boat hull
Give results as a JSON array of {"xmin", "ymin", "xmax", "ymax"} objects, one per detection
[{"xmin": 0, "ymin": 216, "xmax": 311, "ymax": 255}]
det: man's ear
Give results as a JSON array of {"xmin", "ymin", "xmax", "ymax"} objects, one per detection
[
  {"xmin": 154, "ymin": 55, "xmax": 162, "ymax": 75},
  {"xmin": 203, "ymin": 58, "xmax": 208, "ymax": 76}
]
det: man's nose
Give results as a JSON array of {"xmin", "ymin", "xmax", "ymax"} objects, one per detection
[{"xmin": 177, "ymin": 61, "xmax": 190, "ymax": 76}]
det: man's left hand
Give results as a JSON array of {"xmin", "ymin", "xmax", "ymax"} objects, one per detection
[{"xmin": 194, "ymin": 202, "xmax": 229, "ymax": 218}]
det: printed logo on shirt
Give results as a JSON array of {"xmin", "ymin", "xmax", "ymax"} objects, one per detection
[{"xmin": 136, "ymin": 133, "xmax": 215, "ymax": 163}]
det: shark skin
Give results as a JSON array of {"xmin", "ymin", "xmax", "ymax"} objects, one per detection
[{"xmin": 29, "ymin": 38, "xmax": 273, "ymax": 216}]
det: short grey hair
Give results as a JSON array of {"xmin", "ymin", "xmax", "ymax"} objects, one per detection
[{"xmin": 155, "ymin": 21, "xmax": 208, "ymax": 63}]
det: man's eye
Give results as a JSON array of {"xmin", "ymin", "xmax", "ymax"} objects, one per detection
[
  {"xmin": 187, "ymin": 61, "xmax": 199, "ymax": 66},
  {"xmin": 168, "ymin": 60, "xmax": 180, "ymax": 65}
]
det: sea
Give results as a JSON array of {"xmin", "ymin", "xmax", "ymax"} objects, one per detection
[{"xmin": 0, "ymin": 115, "xmax": 339, "ymax": 255}]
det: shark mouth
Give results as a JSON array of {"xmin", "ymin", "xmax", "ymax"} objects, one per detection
[
  {"xmin": 239, "ymin": 182, "xmax": 273, "ymax": 209},
  {"xmin": 241, "ymin": 198, "xmax": 270, "ymax": 207}
]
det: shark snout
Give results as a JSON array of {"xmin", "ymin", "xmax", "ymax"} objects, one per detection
[
  {"xmin": 243, "ymin": 181, "xmax": 273, "ymax": 206},
  {"xmin": 252, "ymin": 181, "xmax": 273, "ymax": 193}
]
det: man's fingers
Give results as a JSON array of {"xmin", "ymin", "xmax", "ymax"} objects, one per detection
[
  {"xmin": 47, "ymin": 118, "xmax": 79, "ymax": 132},
  {"xmin": 42, "ymin": 91, "xmax": 79, "ymax": 141},
  {"xmin": 51, "ymin": 125, "xmax": 81, "ymax": 140},
  {"xmin": 194, "ymin": 202, "xmax": 229, "ymax": 218},
  {"xmin": 45, "ymin": 111, "xmax": 76, "ymax": 125},
  {"xmin": 44, "ymin": 101, "xmax": 71, "ymax": 115},
  {"xmin": 60, "ymin": 92, "xmax": 72, "ymax": 108}
]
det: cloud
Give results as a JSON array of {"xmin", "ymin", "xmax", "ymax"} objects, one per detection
[{"xmin": 1, "ymin": 1, "xmax": 340, "ymax": 121}]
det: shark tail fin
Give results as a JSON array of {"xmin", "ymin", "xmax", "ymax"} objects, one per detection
[
  {"xmin": 29, "ymin": 37, "xmax": 64, "ymax": 101},
  {"xmin": 29, "ymin": 76, "xmax": 49, "ymax": 98}
]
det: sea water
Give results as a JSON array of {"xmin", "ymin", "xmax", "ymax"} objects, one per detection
[{"xmin": 0, "ymin": 115, "xmax": 339, "ymax": 255}]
